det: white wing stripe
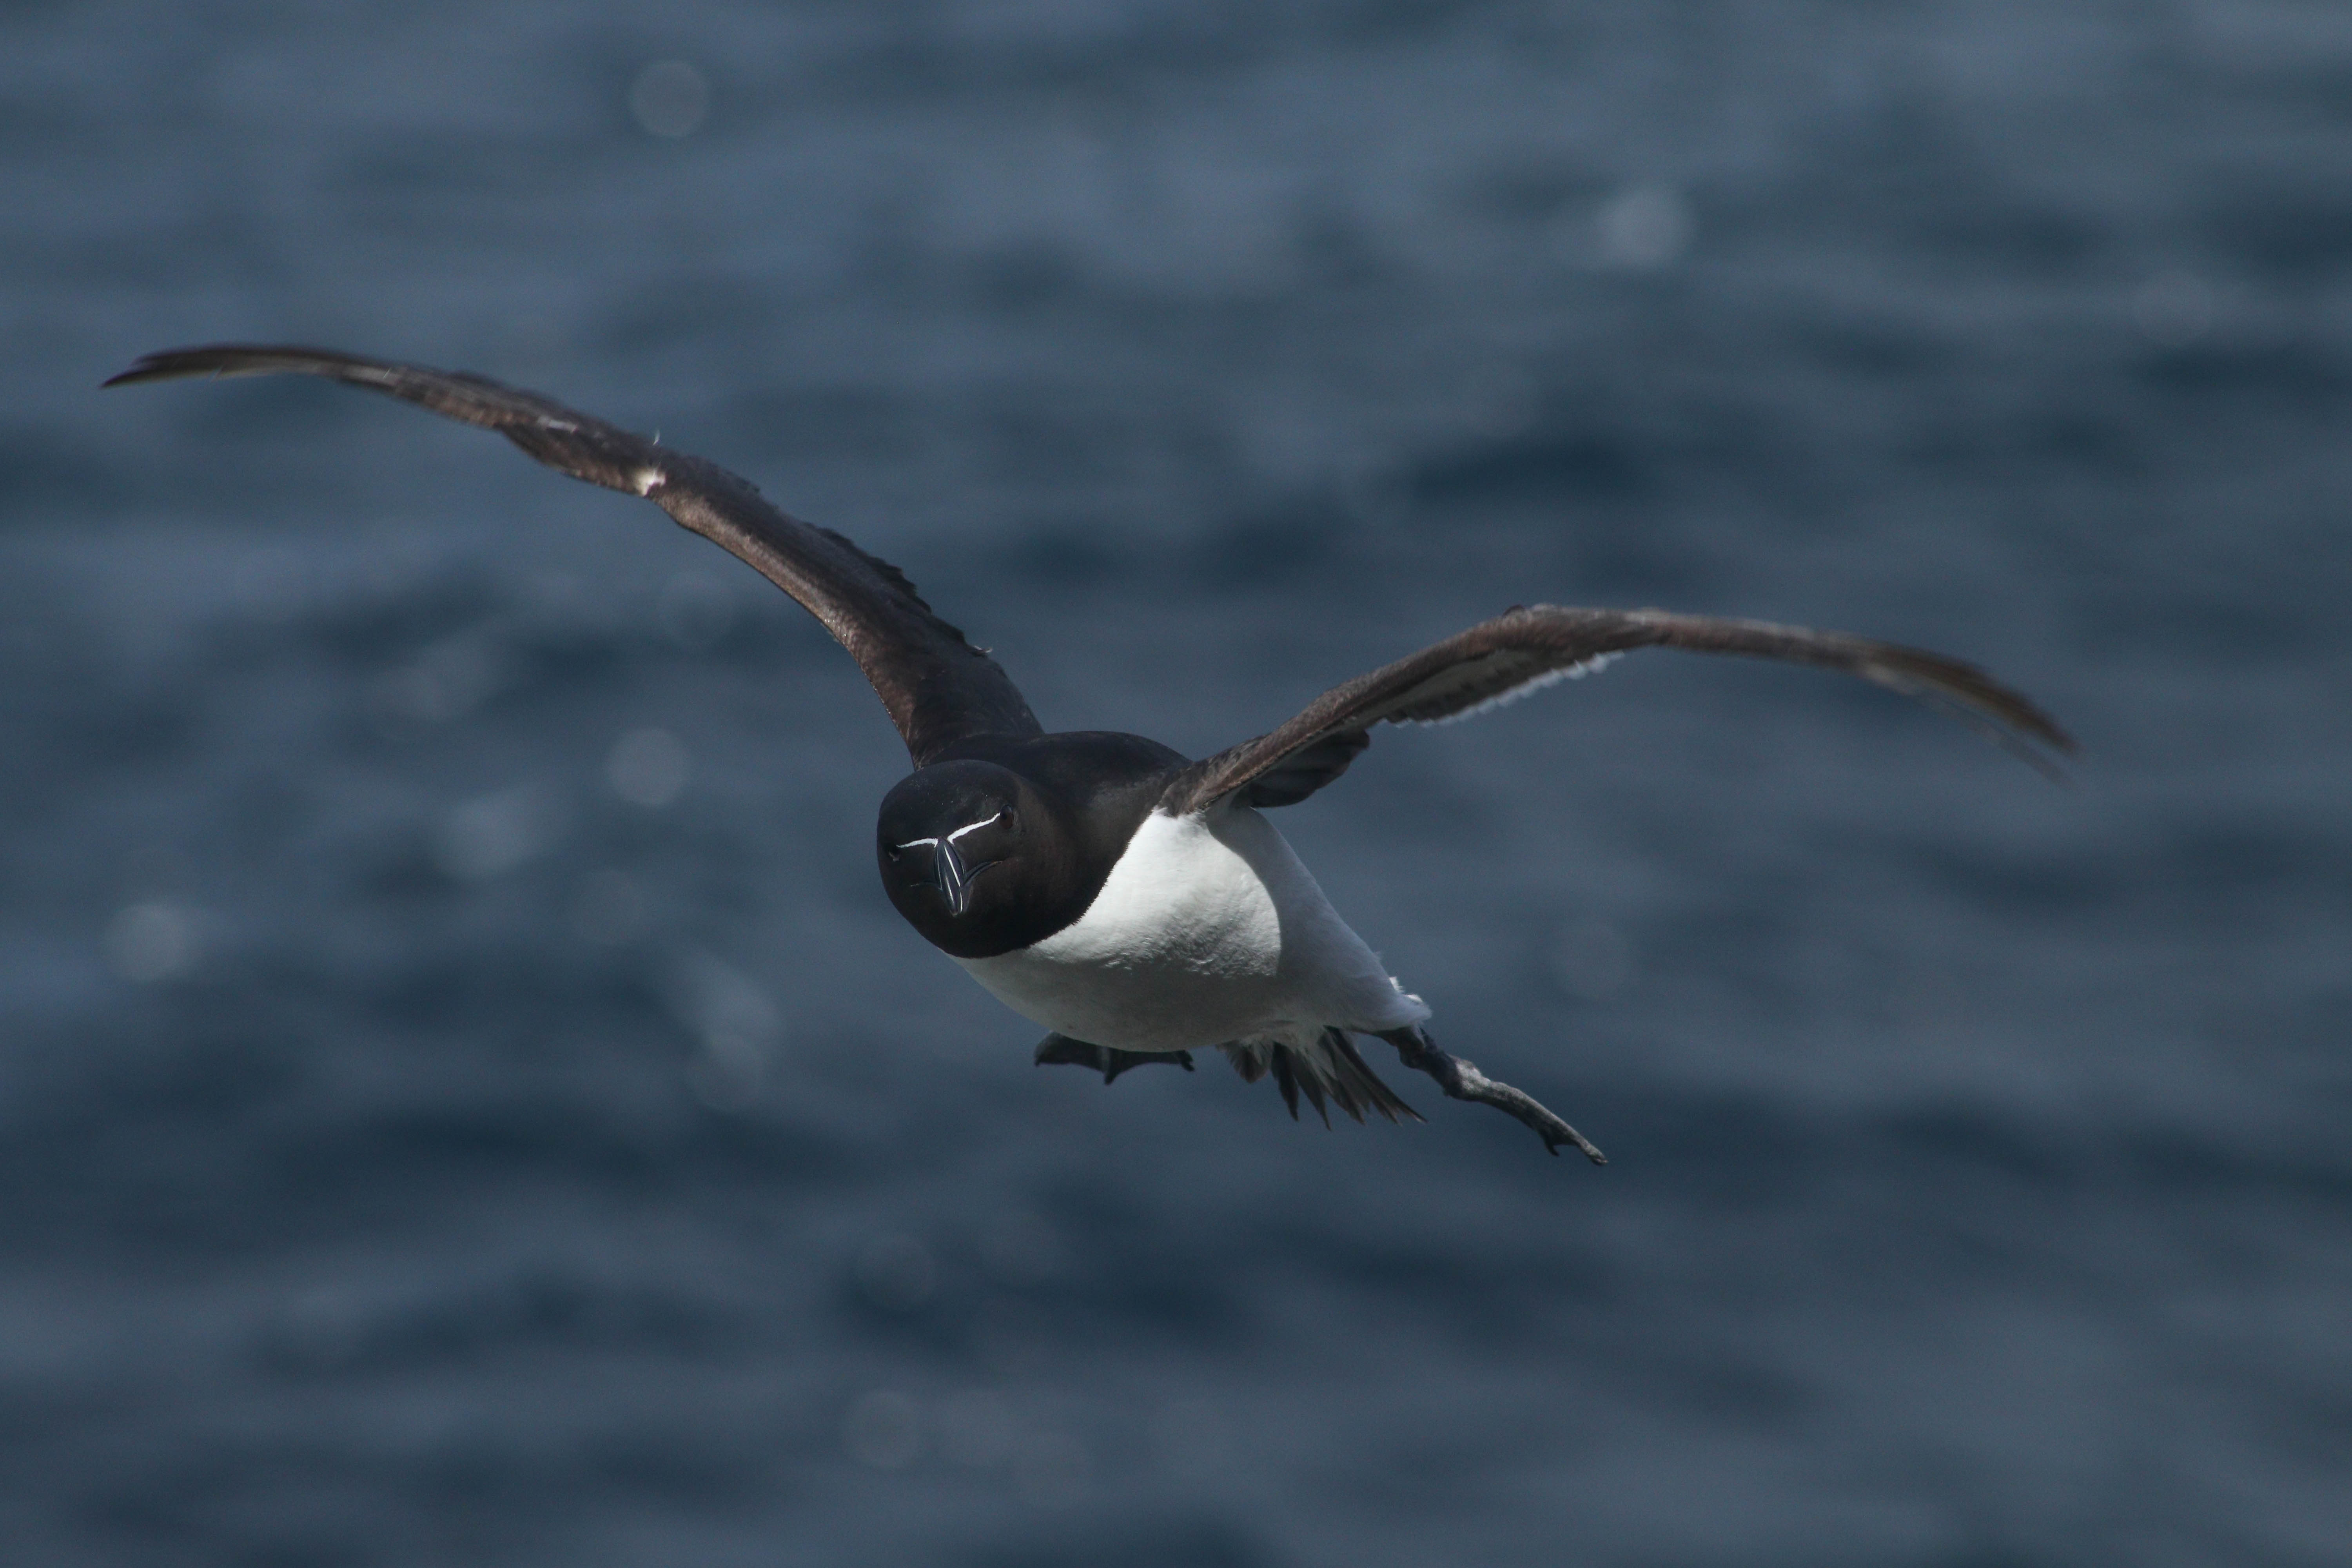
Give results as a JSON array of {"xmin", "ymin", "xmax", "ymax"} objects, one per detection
[{"xmin": 1393, "ymin": 653, "xmax": 1622, "ymax": 727}]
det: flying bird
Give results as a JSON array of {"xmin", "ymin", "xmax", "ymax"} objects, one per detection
[{"xmin": 108, "ymin": 345, "xmax": 2074, "ymax": 1161}]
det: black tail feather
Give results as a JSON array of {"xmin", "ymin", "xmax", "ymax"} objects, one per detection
[
  {"xmin": 1322, "ymin": 1030, "xmax": 1423, "ymax": 1125},
  {"xmin": 1269, "ymin": 1048, "xmax": 1310, "ymax": 1122},
  {"xmin": 1220, "ymin": 1032, "xmax": 1423, "ymax": 1128}
]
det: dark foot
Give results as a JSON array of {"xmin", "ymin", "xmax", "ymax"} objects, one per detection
[
  {"xmin": 1374, "ymin": 1027, "xmax": 1607, "ymax": 1164},
  {"xmin": 1034, "ymin": 1033, "xmax": 1195, "ymax": 1085}
]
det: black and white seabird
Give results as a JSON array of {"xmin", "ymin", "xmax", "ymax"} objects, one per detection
[{"xmin": 107, "ymin": 345, "xmax": 2075, "ymax": 1161}]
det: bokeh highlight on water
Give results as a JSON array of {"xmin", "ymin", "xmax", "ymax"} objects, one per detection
[{"xmin": 3, "ymin": 4, "xmax": 2347, "ymax": 1564}]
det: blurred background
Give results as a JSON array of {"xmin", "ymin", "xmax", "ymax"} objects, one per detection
[{"xmin": 3, "ymin": 2, "xmax": 2348, "ymax": 1564}]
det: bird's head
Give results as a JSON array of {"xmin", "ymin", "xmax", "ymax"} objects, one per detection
[{"xmin": 876, "ymin": 760, "xmax": 1063, "ymax": 956}]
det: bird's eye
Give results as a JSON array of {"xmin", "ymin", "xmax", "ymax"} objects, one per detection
[{"xmin": 885, "ymin": 846, "xmax": 902, "ymax": 862}]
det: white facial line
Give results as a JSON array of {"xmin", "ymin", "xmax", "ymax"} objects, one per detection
[
  {"xmin": 893, "ymin": 810, "xmax": 1005, "ymax": 855},
  {"xmin": 947, "ymin": 811, "xmax": 1006, "ymax": 843}
]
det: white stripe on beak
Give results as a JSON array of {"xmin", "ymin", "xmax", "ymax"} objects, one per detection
[{"xmin": 893, "ymin": 811, "xmax": 1007, "ymax": 916}]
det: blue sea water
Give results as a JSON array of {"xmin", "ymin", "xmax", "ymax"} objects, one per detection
[{"xmin": 2, "ymin": 3, "xmax": 2347, "ymax": 1564}]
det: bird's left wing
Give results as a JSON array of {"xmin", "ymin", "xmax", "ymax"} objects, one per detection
[
  {"xmin": 106, "ymin": 344, "xmax": 1042, "ymax": 764},
  {"xmin": 1160, "ymin": 605, "xmax": 2075, "ymax": 815}
]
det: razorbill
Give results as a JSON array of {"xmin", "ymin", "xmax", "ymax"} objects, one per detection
[{"xmin": 107, "ymin": 345, "xmax": 2074, "ymax": 1161}]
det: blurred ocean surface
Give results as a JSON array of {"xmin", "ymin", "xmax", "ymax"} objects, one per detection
[{"xmin": 3, "ymin": 2, "xmax": 2348, "ymax": 1564}]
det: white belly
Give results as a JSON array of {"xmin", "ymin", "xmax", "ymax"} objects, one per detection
[{"xmin": 955, "ymin": 806, "xmax": 1429, "ymax": 1054}]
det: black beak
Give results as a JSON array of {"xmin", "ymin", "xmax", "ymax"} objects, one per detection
[{"xmin": 926, "ymin": 838, "xmax": 998, "ymax": 917}]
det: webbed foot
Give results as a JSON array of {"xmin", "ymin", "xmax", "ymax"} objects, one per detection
[
  {"xmin": 1033, "ymin": 1033, "xmax": 1195, "ymax": 1084},
  {"xmin": 1374, "ymin": 1026, "xmax": 1607, "ymax": 1163}
]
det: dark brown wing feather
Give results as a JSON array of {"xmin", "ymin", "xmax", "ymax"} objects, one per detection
[
  {"xmin": 1162, "ymin": 605, "xmax": 2075, "ymax": 815},
  {"xmin": 106, "ymin": 344, "xmax": 1041, "ymax": 764}
]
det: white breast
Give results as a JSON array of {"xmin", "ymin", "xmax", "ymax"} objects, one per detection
[{"xmin": 955, "ymin": 806, "xmax": 1428, "ymax": 1054}]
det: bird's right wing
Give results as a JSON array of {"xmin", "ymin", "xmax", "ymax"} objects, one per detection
[
  {"xmin": 1160, "ymin": 605, "xmax": 2075, "ymax": 815},
  {"xmin": 107, "ymin": 344, "xmax": 1043, "ymax": 765}
]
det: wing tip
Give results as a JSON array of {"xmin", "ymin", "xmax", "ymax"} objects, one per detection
[
  {"xmin": 102, "ymin": 343, "xmax": 371, "ymax": 391},
  {"xmin": 101, "ymin": 351, "xmax": 198, "ymax": 389},
  {"xmin": 104, "ymin": 345, "xmax": 262, "ymax": 389},
  {"xmin": 1869, "ymin": 650, "xmax": 2080, "ymax": 768},
  {"xmin": 2019, "ymin": 709, "xmax": 2081, "ymax": 759}
]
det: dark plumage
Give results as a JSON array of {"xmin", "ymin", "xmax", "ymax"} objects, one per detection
[
  {"xmin": 107, "ymin": 344, "xmax": 1038, "ymax": 762},
  {"xmin": 109, "ymin": 344, "xmax": 2075, "ymax": 1160}
]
